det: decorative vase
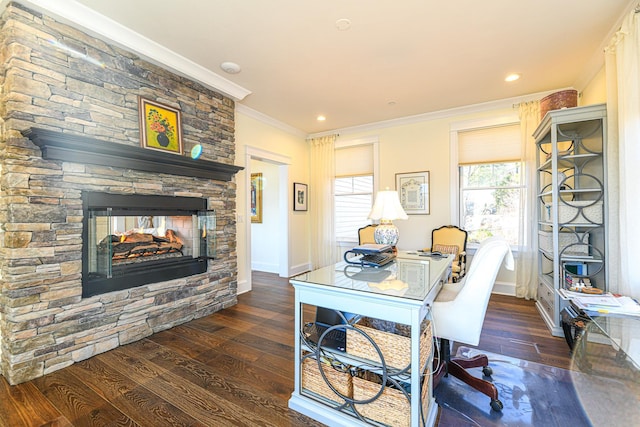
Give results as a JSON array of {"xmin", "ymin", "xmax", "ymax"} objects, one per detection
[
  {"xmin": 373, "ymin": 220, "xmax": 399, "ymax": 246},
  {"xmin": 156, "ymin": 132, "xmax": 170, "ymax": 147}
]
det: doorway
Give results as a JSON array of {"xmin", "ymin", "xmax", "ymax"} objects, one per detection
[{"xmin": 243, "ymin": 146, "xmax": 290, "ymax": 293}]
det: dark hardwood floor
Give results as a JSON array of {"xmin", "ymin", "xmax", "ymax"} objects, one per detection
[{"xmin": 0, "ymin": 271, "xmax": 572, "ymax": 426}]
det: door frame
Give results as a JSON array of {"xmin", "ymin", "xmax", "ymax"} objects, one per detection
[{"xmin": 243, "ymin": 146, "xmax": 291, "ymax": 293}]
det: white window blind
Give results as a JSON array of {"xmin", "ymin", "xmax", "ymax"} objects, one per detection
[
  {"xmin": 335, "ymin": 144, "xmax": 373, "ymax": 176},
  {"xmin": 334, "ymin": 143, "xmax": 374, "ymax": 242},
  {"xmin": 458, "ymin": 124, "xmax": 521, "ymax": 165}
]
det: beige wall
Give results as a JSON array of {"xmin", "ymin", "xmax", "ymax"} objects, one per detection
[
  {"xmin": 339, "ymin": 107, "xmax": 516, "ymax": 251},
  {"xmin": 580, "ymin": 66, "xmax": 607, "ymax": 106}
]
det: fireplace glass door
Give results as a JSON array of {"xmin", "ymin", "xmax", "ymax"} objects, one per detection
[{"xmin": 82, "ymin": 192, "xmax": 213, "ymax": 297}]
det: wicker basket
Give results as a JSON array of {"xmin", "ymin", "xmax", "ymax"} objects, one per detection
[
  {"xmin": 302, "ymin": 357, "xmax": 353, "ymax": 404},
  {"xmin": 540, "ymin": 90, "xmax": 578, "ymax": 120},
  {"xmin": 538, "ymin": 230, "xmax": 589, "ymax": 255},
  {"xmin": 544, "ymin": 201, "xmax": 603, "ymax": 224},
  {"xmin": 346, "ymin": 318, "xmax": 432, "ymax": 370},
  {"xmin": 352, "ymin": 375, "xmax": 429, "ymax": 427}
]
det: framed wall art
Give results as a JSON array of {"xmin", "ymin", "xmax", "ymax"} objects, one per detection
[
  {"xmin": 396, "ymin": 171, "xmax": 430, "ymax": 215},
  {"xmin": 139, "ymin": 96, "xmax": 184, "ymax": 155},
  {"xmin": 293, "ymin": 182, "xmax": 308, "ymax": 211},
  {"xmin": 251, "ymin": 173, "xmax": 263, "ymax": 223}
]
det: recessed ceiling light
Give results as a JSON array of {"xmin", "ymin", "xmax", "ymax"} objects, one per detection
[
  {"xmin": 388, "ymin": 101, "xmax": 397, "ymax": 106},
  {"xmin": 335, "ymin": 18, "xmax": 351, "ymax": 31},
  {"xmin": 505, "ymin": 73, "xmax": 520, "ymax": 82},
  {"xmin": 317, "ymin": 115, "xmax": 326, "ymax": 121},
  {"xmin": 220, "ymin": 61, "xmax": 241, "ymax": 74}
]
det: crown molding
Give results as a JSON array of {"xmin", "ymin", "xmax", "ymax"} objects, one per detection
[
  {"xmin": 5, "ymin": 0, "xmax": 251, "ymax": 101},
  {"xmin": 236, "ymin": 104, "xmax": 307, "ymax": 139},
  {"xmin": 308, "ymin": 89, "xmax": 565, "ymax": 138}
]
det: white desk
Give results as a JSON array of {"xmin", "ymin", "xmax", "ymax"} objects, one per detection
[{"xmin": 288, "ymin": 253, "xmax": 453, "ymax": 426}]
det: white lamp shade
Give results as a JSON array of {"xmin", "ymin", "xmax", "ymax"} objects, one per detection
[{"xmin": 368, "ymin": 190, "xmax": 408, "ymax": 221}]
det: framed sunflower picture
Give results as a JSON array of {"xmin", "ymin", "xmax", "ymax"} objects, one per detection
[{"xmin": 138, "ymin": 97, "xmax": 184, "ymax": 155}]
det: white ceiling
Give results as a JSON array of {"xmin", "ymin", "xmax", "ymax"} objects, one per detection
[{"xmin": 43, "ymin": 1, "xmax": 635, "ymax": 134}]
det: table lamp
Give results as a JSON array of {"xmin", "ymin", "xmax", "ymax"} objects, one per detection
[{"xmin": 368, "ymin": 190, "xmax": 408, "ymax": 246}]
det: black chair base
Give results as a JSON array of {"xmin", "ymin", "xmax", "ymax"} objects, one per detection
[{"xmin": 434, "ymin": 339, "xmax": 503, "ymax": 411}]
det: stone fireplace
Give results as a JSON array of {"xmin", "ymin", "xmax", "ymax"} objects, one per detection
[{"xmin": 0, "ymin": 3, "xmax": 243, "ymax": 384}]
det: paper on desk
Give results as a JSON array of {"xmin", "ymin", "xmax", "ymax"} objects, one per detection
[
  {"xmin": 612, "ymin": 297, "xmax": 640, "ymax": 315},
  {"xmin": 559, "ymin": 289, "xmax": 612, "ymax": 300},
  {"xmin": 559, "ymin": 288, "xmax": 640, "ymax": 315},
  {"xmin": 573, "ymin": 294, "xmax": 622, "ymax": 307},
  {"xmin": 576, "ymin": 296, "xmax": 640, "ymax": 316}
]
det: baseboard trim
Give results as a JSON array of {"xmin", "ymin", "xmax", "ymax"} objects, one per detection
[
  {"xmin": 250, "ymin": 262, "xmax": 279, "ymax": 274},
  {"xmin": 237, "ymin": 279, "xmax": 249, "ymax": 295},
  {"xmin": 289, "ymin": 262, "xmax": 312, "ymax": 277},
  {"xmin": 492, "ymin": 281, "xmax": 515, "ymax": 296}
]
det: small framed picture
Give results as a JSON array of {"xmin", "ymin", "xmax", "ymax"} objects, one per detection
[
  {"xmin": 293, "ymin": 182, "xmax": 308, "ymax": 211},
  {"xmin": 251, "ymin": 173, "xmax": 263, "ymax": 223},
  {"xmin": 138, "ymin": 96, "xmax": 184, "ymax": 155},
  {"xmin": 396, "ymin": 171, "xmax": 430, "ymax": 215}
]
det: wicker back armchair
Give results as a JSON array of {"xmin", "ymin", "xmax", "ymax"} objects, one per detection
[
  {"xmin": 426, "ymin": 225, "xmax": 468, "ymax": 282},
  {"xmin": 358, "ymin": 224, "xmax": 378, "ymax": 245}
]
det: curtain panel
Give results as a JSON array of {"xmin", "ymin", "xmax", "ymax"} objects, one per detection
[
  {"xmin": 309, "ymin": 135, "xmax": 338, "ymax": 269},
  {"xmin": 516, "ymin": 101, "xmax": 540, "ymax": 299},
  {"xmin": 605, "ymin": 10, "xmax": 640, "ymax": 298}
]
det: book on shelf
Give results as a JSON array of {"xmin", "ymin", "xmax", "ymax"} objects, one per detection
[{"xmin": 564, "ymin": 262, "xmax": 587, "ymax": 275}]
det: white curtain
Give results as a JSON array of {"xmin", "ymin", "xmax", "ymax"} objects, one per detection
[
  {"xmin": 605, "ymin": 10, "xmax": 640, "ymax": 298},
  {"xmin": 309, "ymin": 135, "xmax": 338, "ymax": 269},
  {"xmin": 516, "ymin": 101, "xmax": 540, "ymax": 299}
]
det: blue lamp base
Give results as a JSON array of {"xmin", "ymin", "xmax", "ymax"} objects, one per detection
[{"xmin": 373, "ymin": 220, "xmax": 399, "ymax": 246}]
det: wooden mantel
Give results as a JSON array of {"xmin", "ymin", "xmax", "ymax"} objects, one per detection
[{"xmin": 23, "ymin": 128, "xmax": 243, "ymax": 181}]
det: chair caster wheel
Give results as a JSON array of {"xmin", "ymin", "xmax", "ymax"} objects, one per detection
[
  {"xmin": 490, "ymin": 399, "xmax": 503, "ymax": 412},
  {"xmin": 482, "ymin": 366, "xmax": 493, "ymax": 376}
]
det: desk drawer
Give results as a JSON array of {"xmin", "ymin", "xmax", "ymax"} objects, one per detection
[{"xmin": 537, "ymin": 281, "xmax": 555, "ymax": 318}]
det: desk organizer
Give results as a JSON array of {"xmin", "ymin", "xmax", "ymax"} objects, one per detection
[{"xmin": 346, "ymin": 318, "xmax": 432, "ymax": 370}]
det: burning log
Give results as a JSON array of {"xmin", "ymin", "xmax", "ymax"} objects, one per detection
[
  {"xmin": 99, "ymin": 230, "xmax": 184, "ymax": 263},
  {"xmin": 120, "ymin": 233, "xmax": 154, "ymax": 243}
]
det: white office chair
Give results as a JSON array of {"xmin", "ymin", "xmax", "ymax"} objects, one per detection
[{"xmin": 431, "ymin": 237, "xmax": 514, "ymax": 411}]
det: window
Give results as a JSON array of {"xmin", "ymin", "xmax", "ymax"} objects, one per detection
[
  {"xmin": 459, "ymin": 162, "xmax": 523, "ymax": 245},
  {"xmin": 456, "ymin": 122, "xmax": 522, "ymax": 246},
  {"xmin": 334, "ymin": 140, "xmax": 376, "ymax": 243},
  {"xmin": 335, "ymin": 175, "xmax": 373, "ymax": 242}
]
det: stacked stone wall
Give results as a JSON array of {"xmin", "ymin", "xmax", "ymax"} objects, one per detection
[{"xmin": 0, "ymin": 2, "xmax": 239, "ymax": 384}]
